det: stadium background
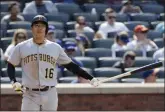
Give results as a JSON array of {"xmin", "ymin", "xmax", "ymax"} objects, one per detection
[{"xmin": 0, "ymin": 0, "xmax": 164, "ymax": 111}]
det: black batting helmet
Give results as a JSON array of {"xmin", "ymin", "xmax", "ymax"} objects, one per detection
[{"xmin": 31, "ymin": 15, "xmax": 48, "ymax": 34}]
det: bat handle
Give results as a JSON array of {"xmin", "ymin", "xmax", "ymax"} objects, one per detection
[{"xmin": 99, "ymin": 72, "xmax": 131, "ymax": 83}]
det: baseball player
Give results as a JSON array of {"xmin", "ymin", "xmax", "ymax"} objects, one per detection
[{"xmin": 7, "ymin": 15, "xmax": 99, "ymax": 111}]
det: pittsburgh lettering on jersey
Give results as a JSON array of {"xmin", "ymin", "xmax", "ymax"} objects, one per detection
[{"xmin": 23, "ymin": 54, "xmax": 56, "ymax": 66}]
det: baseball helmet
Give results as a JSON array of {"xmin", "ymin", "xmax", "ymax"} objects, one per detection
[{"xmin": 31, "ymin": 15, "xmax": 48, "ymax": 34}]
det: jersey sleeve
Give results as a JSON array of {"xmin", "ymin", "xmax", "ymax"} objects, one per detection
[
  {"xmin": 7, "ymin": 44, "xmax": 21, "ymax": 66},
  {"xmin": 57, "ymin": 45, "xmax": 72, "ymax": 65}
]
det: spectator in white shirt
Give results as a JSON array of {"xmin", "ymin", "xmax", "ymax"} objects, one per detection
[
  {"xmin": 4, "ymin": 29, "xmax": 28, "ymax": 61},
  {"xmin": 126, "ymin": 25, "xmax": 158, "ymax": 57},
  {"xmin": 23, "ymin": 0, "xmax": 58, "ymax": 14},
  {"xmin": 94, "ymin": 8, "xmax": 129, "ymax": 40},
  {"xmin": 1, "ymin": 2, "xmax": 24, "ymax": 23},
  {"xmin": 153, "ymin": 47, "xmax": 164, "ymax": 62}
]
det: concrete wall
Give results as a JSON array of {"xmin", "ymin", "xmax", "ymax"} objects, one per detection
[{"xmin": 1, "ymin": 83, "xmax": 164, "ymax": 111}]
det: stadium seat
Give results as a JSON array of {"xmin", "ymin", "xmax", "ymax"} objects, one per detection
[
  {"xmin": 157, "ymin": 67, "xmax": 164, "ymax": 78},
  {"xmin": 83, "ymin": 3, "xmax": 109, "ymax": 15},
  {"xmin": 121, "ymin": 78, "xmax": 144, "ymax": 83},
  {"xmin": 0, "ymin": 1, "xmax": 17, "ymax": 12},
  {"xmin": 73, "ymin": 13, "xmax": 99, "ymax": 22},
  {"xmin": 22, "ymin": 14, "xmax": 36, "ymax": 22},
  {"xmin": 140, "ymin": 4, "xmax": 164, "ymax": 14},
  {"xmin": 6, "ymin": 29, "xmax": 33, "ymax": 38},
  {"xmin": 58, "ymin": 77, "xmax": 77, "ymax": 83},
  {"xmin": 63, "ymin": 67, "xmax": 93, "ymax": 77},
  {"xmin": 146, "ymin": 50, "xmax": 157, "ymax": 57},
  {"xmin": 154, "ymin": 39, "xmax": 164, "ymax": 48},
  {"xmin": 54, "ymin": 29, "xmax": 66, "ymax": 39},
  {"xmin": 45, "ymin": 13, "xmax": 70, "ymax": 23},
  {"xmin": 1, "ymin": 37, "xmax": 12, "ymax": 51},
  {"xmin": 156, "ymin": 79, "xmax": 164, "ymax": 83},
  {"xmin": 98, "ymin": 57, "xmax": 122, "ymax": 67},
  {"xmin": 150, "ymin": 21, "xmax": 162, "ymax": 29},
  {"xmin": 124, "ymin": 67, "xmax": 145, "ymax": 78},
  {"xmin": 97, "ymin": 77, "xmax": 120, "ymax": 83},
  {"xmin": 1, "ymin": 77, "xmax": 11, "ymax": 84},
  {"xmin": 159, "ymin": 13, "xmax": 164, "ymax": 21},
  {"xmin": 8, "ymin": 21, "xmax": 31, "ymax": 30},
  {"xmin": 94, "ymin": 21, "xmax": 104, "ymax": 31},
  {"xmin": 74, "ymin": 57, "xmax": 97, "ymax": 69},
  {"xmin": 94, "ymin": 67, "xmax": 121, "ymax": 77},
  {"xmin": 129, "ymin": 13, "xmax": 158, "ymax": 22},
  {"xmin": 67, "ymin": 30, "xmax": 94, "ymax": 43},
  {"xmin": 55, "ymin": 3, "xmax": 82, "ymax": 16},
  {"xmin": 2, "ymin": 67, "xmax": 22, "ymax": 78},
  {"xmin": 92, "ymin": 39, "xmax": 114, "ymax": 48},
  {"xmin": 115, "ymin": 50, "xmax": 143, "ymax": 57},
  {"xmin": 101, "ymin": 13, "xmax": 130, "ymax": 22},
  {"xmin": 85, "ymin": 48, "xmax": 112, "ymax": 59},
  {"xmin": 134, "ymin": 57, "xmax": 154, "ymax": 67},
  {"xmin": 1, "ymin": 59, "xmax": 7, "ymax": 69},
  {"xmin": 110, "ymin": 4, "xmax": 122, "ymax": 12},
  {"xmin": 147, "ymin": 30, "xmax": 163, "ymax": 40},
  {"xmin": 48, "ymin": 21, "xmax": 64, "ymax": 30},
  {"xmin": 124, "ymin": 21, "xmax": 150, "ymax": 31}
]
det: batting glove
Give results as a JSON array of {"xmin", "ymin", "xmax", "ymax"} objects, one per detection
[
  {"xmin": 90, "ymin": 78, "xmax": 100, "ymax": 87},
  {"xmin": 11, "ymin": 81, "xmax": 23, "ymax": 93}
]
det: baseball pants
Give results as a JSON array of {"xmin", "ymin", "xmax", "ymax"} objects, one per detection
[{"xmin": 21, "ymin": 87, "xmax": 58, "ymax": 111}]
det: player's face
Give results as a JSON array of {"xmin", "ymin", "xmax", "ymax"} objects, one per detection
[{"xmin": 32, "ymin": 22, "xmax": 46, "ymax": 38}]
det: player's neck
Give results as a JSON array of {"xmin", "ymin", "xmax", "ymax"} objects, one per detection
[{"xmin": 33, "ymin": 37, "xmax": 45, "ymax": 45}]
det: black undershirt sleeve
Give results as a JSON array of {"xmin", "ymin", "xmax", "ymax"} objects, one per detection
[
  {"xmin": 62, "ymin": 62, "xmax": 94, "ymax": 80},
  {"xmin": 7, "ymin": 62, "xmax": 17, "ymax": 82}
]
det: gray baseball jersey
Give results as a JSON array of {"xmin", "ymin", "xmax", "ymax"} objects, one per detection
[{"xmin": 8, "ymin": 38, "xmax": 71, "ymax": 88}]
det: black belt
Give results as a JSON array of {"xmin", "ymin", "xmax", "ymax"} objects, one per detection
[{"xmin": 26, "ymin": 86, "xmax": 55, "ymax": 91}]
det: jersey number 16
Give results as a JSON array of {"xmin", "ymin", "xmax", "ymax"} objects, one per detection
[{"xmin": 45, "ymin": 68, "xmax": 54, "ymax": 79}]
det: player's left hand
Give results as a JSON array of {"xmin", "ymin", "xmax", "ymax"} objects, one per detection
[
  {"xmin": 12, "ymin": 82, "xmax": 23, "ymax": 93},
  {"xmin": 90, "ymin": 78, "xmax": 100, "ymax": 87}
]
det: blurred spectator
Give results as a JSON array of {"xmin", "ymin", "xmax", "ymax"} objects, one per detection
[
  {"xmin": 119, "ymin": 0, "xmax": 143, "ymax": 14},
  {"xmin": 46, "ymin": 25, "xmax": 63, "ymax": 46},
  {"xmin": 142, "ymin": 69, "xmax": 159, "ymax": 83},
  {"xmin": 71, "ymin": 75, "xmax": 90, "ymax": 83},
  {"xmin": 1, "ymin": 3, "xmax": 24, "ymax": 23},
  {"xmin": 46, "ymin": 25, "xmax": 56, "ymax": 42},
  {"xmin": 127, "ymin": 25, "xmax": 158, "ymax": 57},
  {"xmin": 1, "ymin": 48, "xmax": 5, "ymax": 60},
  {"xmin": 104, "ymin": 0, "xmax": 122, "ymax": 4},
  {"xmin": 75, "ymin": 16, "xmax": 94, "ymax": 34},
  {"xmin": 155, "ymin": 22, "xmax": 164, "ymax": 35},
  {"xmin": 95, "ymin": 8, "xmax": 129, "ymax": 39},
  {"xmin": 4, "ymin": 29, "xmax": 28, "ymax": 61},
  {"xmin": 153, "ymin": 47, "xmax": 164, "ymax": 62},
  {"xmin": 23, "ymin": 0, "xmax": 58, "ymax": 14},
  {"xmin": 76, "ymin": 34, "xmax": 91, "ymax": 56},
  {"xmin": 51, "ymin": 0, "xmax": 74, "ymax": 3},
  {"xmin": 111, "ymin": 31, "xmax": 129, "ymax": 51},
  {"xmin": 113, "ymin": 51, "xmax": 136, "ymax": 73}
]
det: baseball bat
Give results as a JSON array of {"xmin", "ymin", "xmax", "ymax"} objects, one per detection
[{"xmin": 99, "ymin": 61, "xmax": 164, "ymax": 83}]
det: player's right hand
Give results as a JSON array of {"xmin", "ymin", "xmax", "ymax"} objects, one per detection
[
  {"xmin": 12, "ymin": 82, "xmax": 23, "ymax": 93},
  {"xmin": 90, "ymin": 78, "xmax": 100, "ymax": 87}
]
